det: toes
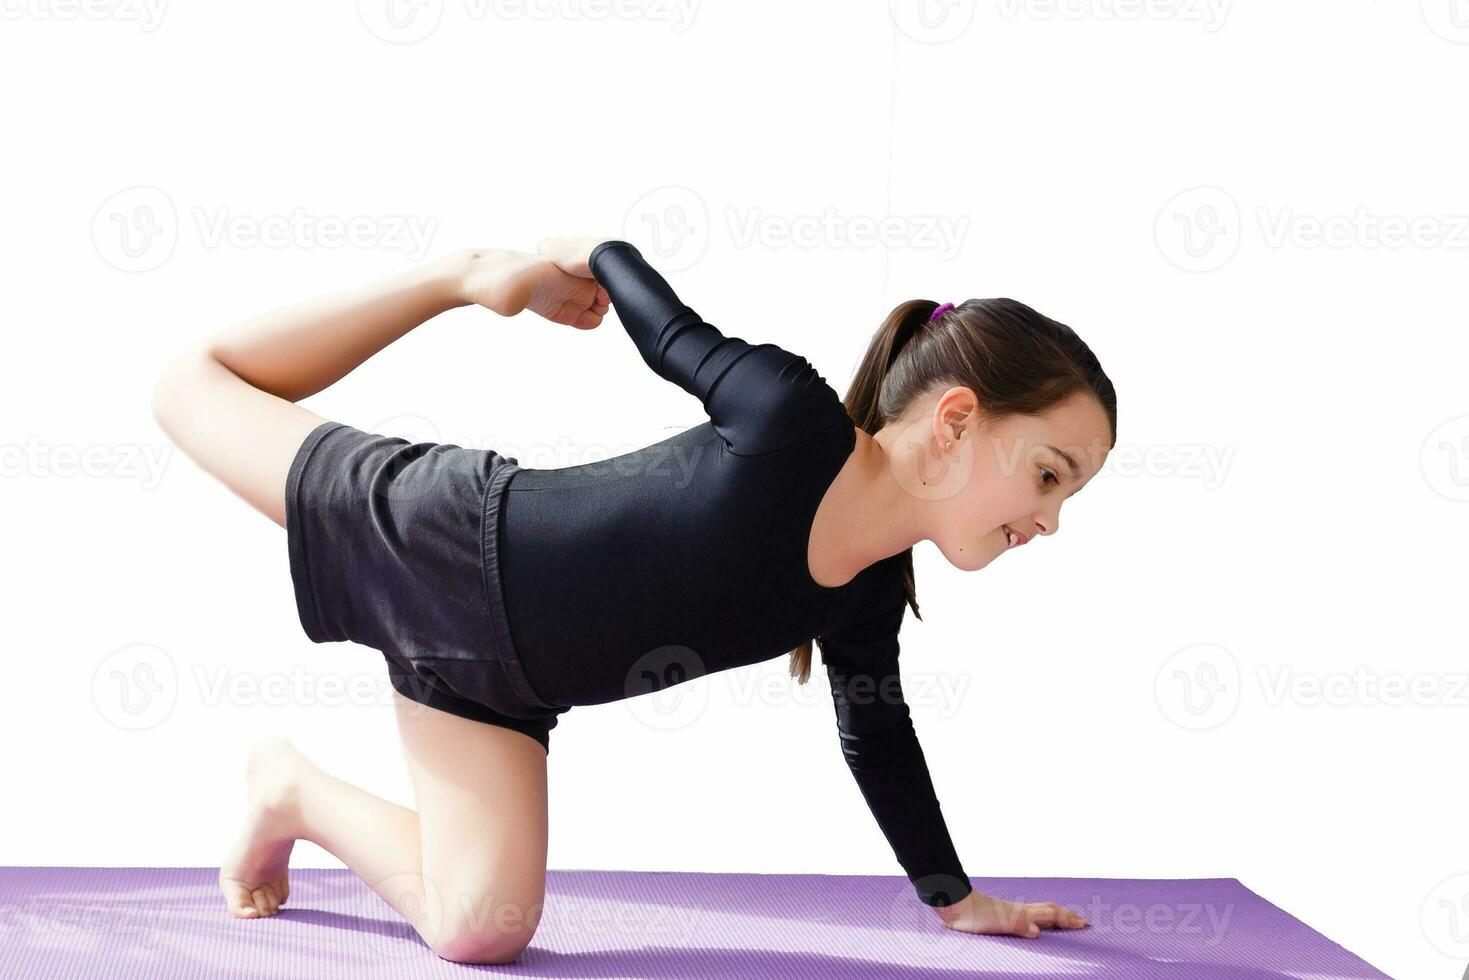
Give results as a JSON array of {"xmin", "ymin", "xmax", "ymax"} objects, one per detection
[
  {"xmin": 252, "ymin": 886, "xmax": 278, "ymax": 916},
  {"xmin": 221, "ymin": 880, "xmax": 260, "ymax": 918}
]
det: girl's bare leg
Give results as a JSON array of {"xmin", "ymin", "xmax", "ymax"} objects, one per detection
[
  {"xmin": 153, "ymin": 248, "xmax": 608, "ymax": 529},
  {"xmin": 219, "ymin": 693, "xmax": 550, "ymax": 965}
]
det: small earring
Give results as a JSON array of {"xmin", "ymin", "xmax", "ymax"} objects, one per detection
[{"xmin": 945, "ymin": 441, "xmax": 952, "ymax": 449}]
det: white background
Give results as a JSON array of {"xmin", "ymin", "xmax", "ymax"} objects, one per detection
[{"xmin": 2, "ymin": 1, "xmax": 1464, "ymax": 975}]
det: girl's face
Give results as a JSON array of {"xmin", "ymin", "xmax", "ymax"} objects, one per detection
[{"xmin": 887, "ymin": 390, "xmax": 1112, "ymax": 571}]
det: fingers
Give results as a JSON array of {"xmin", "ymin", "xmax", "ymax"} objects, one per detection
[{"xmin": 1019, "ymin": 901, "xmax": 1089, "ymax": 937}]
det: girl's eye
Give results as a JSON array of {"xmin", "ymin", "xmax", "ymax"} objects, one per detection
[{"xmin": 1041, "ymin": 467, "xmax": 1059, "ymax": 487}]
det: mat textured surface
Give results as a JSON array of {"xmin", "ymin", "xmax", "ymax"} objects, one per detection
[{"xmin": 0, "ymin": 867, "xmax": 1387, "ymax": 978}]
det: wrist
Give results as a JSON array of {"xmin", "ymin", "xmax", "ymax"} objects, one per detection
[
  {"xmin": 931, "ymin": 888, "xmax": 973, "ymax": 926},
  {"xmin": 430, "ymin": 249, "xmax": 482, "ymax": 310}
]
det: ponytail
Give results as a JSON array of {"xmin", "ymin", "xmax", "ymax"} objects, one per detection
[
  {"xmin": 785, "ymin": 299, "xmax": 945, "ymax": 684},
  {"xmin": 785, "ymin": 295, "xmax": 1116, "ymax": 685}
]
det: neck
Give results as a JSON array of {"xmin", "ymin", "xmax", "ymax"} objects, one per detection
[{"xmin": 837, "ymin": 427, "xmax": 925, "ymax": 572}]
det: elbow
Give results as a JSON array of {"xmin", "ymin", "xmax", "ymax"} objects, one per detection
[{"xmin": 151, "ymin": 344, "xmax": 213, "ymax": 433}]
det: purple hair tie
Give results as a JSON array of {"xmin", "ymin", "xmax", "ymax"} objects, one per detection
[{"xmin": 929, "ymin": 302, "xmax": 955, "ymax": 322}]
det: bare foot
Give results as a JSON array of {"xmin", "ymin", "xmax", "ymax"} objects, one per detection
[
  {"xmin": 536, "ymin": 236, "xmax": 609, "ymax": 279},
  {"xmin": 219, "ymin": 737, "xmax": 312, "ymax": 919},
  {"xmin": 459, "ymin": 249, "xmax": 608, "ymax": 329}
]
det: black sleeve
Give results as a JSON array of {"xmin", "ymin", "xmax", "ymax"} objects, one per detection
[
  {"xmin": 587, "ymin": 240, "xmax": 846, "ymax": 456},
  {"xmin": 819, "ymin": 598, "xmax": 974, "ymax": 908}
]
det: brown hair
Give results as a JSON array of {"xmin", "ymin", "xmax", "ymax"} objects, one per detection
[{"xmin": 787, "ymin": 297, "xmax": 1118, "ymax": 684}]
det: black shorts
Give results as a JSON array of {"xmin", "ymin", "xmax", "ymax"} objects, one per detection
[{"xmin": 284, "ymin": 420, "xmax": 568, "ymax": 753}]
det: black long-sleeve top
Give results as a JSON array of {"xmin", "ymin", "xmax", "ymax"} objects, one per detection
[{"xmin": 495, "ymin": 240, "xmax": 973, "ymax": 907}]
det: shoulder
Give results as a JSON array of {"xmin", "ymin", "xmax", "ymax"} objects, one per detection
[
  {"xmin": 724, "ymin": 344, "xmax": 853, "ymax": 458},
  {"xmin": 820, "ymin": 554, "xmax": 909, "ymax": 645}
]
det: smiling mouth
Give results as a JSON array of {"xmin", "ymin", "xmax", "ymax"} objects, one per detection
[{"xmin": 1003, "ymin": 525, "xmax": 1027, "ymax": 549}]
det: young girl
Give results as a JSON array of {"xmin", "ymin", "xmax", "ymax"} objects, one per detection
[{"xmin": 152, "ymin": 237, "xmax": 1116, "ymax": 962}]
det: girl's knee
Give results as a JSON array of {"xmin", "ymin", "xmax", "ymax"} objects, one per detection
[
  {"xmin": 429, "ymin": 887, "xmax": 544, "ymax": 964},
  {"xmin": 432, "ymin": 926, "xmax": 532, "ymax": 965}
]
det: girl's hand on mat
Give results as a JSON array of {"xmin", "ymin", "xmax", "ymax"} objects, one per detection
[
  {"xmin": 455, "ymin": 248, "xmax": 609, "ymax": 329},
  {"xmin": 935, "ymin": 890, "xmax": 1089, "ymax": 939},
  {"xmin": 536, "ymin": 236, "xmax": 610, "ymax": 279}
]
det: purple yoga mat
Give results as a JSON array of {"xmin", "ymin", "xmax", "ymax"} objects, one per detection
[{"xmin": 0, "ymin": 867, "xmax": 1386, "ymax": 978}]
